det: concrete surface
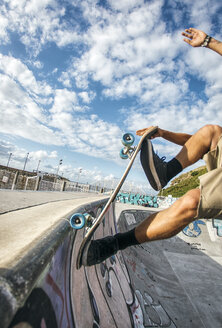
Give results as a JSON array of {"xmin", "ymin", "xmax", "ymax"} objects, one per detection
[
  {"xmin": 0, "ymin": 189, "xmax": 105, "ymax": 214},
  {"xmin": 1, "ymin": 191, "xmax": 222, "ymax": 328},
  {"xmin": 116, "ymin": 203, "xmax": 222, "ymax": 327},
  {"xmin": 0, "ymin": 190, "xmax": 106, "ymax": 268}
]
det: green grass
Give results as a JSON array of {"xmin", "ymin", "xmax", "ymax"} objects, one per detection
[{"xmin": 158, "ymin": 166, "xmax": 207, "ymax": 198}]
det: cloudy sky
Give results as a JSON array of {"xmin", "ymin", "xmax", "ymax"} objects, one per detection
[{"xmin": 0, "ymin": 0, "xmax": 221, "ymax": 193}]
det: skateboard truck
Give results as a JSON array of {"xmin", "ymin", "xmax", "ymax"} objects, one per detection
[{"xmin": 120, "ymin": 133, "xmax": 136, "ymax": 159}]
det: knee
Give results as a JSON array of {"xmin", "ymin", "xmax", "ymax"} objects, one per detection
[
  {"xmin": 178, "ymin": 189, "xmax": 200, "ymax": 219},
  {"xmin": 200, "ymin": 124, "xmax": 222, "ymax": 137}
]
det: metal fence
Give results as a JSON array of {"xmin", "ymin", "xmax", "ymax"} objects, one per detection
[
  {"xmin": 0, "ymin": 167, "xmax": 110, "ymax": 194},
  {"xmin": 0, "ymin": 167, "xmax": 175, "ymax": 208}
]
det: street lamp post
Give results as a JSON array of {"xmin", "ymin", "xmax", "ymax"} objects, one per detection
[
  {"xmin": 77, "ymin": 168, "xmax": 82, "ymax": 187},
  {"xmin": 7, "ymin": 153, "xmax": 12, "ymax": 167},
  {"xmin": 23, "ymin": 152, "xmax": 29, "ymax": 171},
  {"xmin": 56, "ymin": 159, "xmax": 63, "ymax": 178},
  {"xmin": 36, "ymin": 160, "xmax": 41, "ymax": 174}
]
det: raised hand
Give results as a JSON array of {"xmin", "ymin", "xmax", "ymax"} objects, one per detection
[{"xmin": 182, "ymin": 28, "xmax": 207, "ymax": 47}]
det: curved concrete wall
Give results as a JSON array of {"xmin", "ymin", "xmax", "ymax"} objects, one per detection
[{"xmin": 0, "ymin": 198, "xmax": 107, "ymax": 328}]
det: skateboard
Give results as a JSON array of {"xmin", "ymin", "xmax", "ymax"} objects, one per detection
[{"xmin": 70, "ymin": 126, "xmax": 158, "ymax": 269}]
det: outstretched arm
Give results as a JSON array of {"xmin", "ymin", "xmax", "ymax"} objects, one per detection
[
  {"xmin": 136, "ymin": 127, "xmax": 192, "ymax": 146},
  {"xmin": 182, "ymin": 28, "xmax": 222, "ymax": 56}
]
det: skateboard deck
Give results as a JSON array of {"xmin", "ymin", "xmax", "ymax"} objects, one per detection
[{"xmin": 71, "ymin": 126, "xmax": 158, "ymax": 269}]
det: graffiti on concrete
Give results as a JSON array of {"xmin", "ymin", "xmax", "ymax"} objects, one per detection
[
  {"xmin": 182, "ymin": 220, "xmax": 205, "ymax": 237},
  {"xmin": 9, "ymin": 288, "xmax": 58, "ymax": 328},
  {"xmin": 117, "ymin": 192, "xmax": 159, "ymax": 207},
  {"xmin": 182, "ymin": 219, "xmax": 222, "ymax": 238},
  {"xmin": 134, "ymin": 290, "xmax": 176, "ymax": 327},
  {"xmin": 213, "ymin": 219, "xmax": 222, "ymax": 237},
  {"xmin": 9, "ymin": 235, "xmax": 73, "ymax": 328},
  {"xmin": 70, "ymin": 206, "xmax": 177, "ymax": 328},
  {"xmin": 117, "ymin": 193, "xmax": 176, "ymax": 208}
]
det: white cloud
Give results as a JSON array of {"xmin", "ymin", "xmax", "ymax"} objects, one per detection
[
  {"xmin": 61, "ymin": 115, "xmax": 123, "ymax": 160},
  {"xmin": 32, "ymin": 60, "xmax": 44, "ymax": 69},
  {"xmin": 187, "ymin": 0, "xmax": 221, "ymax": 32},
  {"xmin": 79, "ymin": 91, "xmax": 96, "ymax": 104},
  {"xmin": 0, "ymin": 13, "xmax": 9, "ymax": 43},
  {"xmin": 0, "ymin": 0, "xmax": 79, "ymax": 54},
  {"xmin": 0, "ymin": 54, "xmax": 52, "ymax": 98},
  {"xmin": 50, "ymin": 89, "xmax": 79, "ymax": 114},
  {"xmin": 29, "ymin": 150, "xmax": 58, "ymax": 160},
  {"xmin": 0, "ymin": 53, "xmax": 123, "ymax": 162},
  {"xmin": 67, "ymin": 0, "xmax": 184, "ymax": 105},
  {"xmin": 0, "ymin": 139, "xmax": 60, "ymax": 172},
  {"xmin": 107, "ymin": 0, "xmax": 144, "ymax": 12},
  {"xmin": 0, "ymin": 73, "xmax": 62, "ymax": 145}
]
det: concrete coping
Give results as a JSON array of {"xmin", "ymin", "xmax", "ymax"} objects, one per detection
[{"xmin": 0, "ymin": 197, "xmax": 108, "ymax": 328}]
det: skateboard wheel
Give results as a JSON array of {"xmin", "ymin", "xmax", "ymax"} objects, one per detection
[
  {"xmin": 120, "ymin": 148, "xmax": 128, "ymax": 159},
  {"xmin": 121, "ymin": 133, "xmax": 135, "ymax": 146},
  {"xmin": 70, "ymin": 213, "xmax": 85, "ymax": 229}
]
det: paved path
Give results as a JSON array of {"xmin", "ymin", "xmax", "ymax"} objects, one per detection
[
  {"xmin": 0, "ymin": 190, "xmax": 107, "ymax": 268},
  {"xmin": 0, "ymin": 189, "xmax": 105, "ymax": 214}
]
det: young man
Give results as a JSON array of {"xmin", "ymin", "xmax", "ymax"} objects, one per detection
[{"xmin": 81, "ymin": 29, "xmax": 222, "ymax": 267}]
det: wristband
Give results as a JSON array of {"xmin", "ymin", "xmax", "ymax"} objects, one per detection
[{"xmin": 201, "ymin": 35, "xmax": 211, "ymax": 47}]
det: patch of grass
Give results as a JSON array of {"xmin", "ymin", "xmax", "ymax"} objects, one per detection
[{"xmin": 158, "ymin": 166, "xmax": 207, "ymax": 198}]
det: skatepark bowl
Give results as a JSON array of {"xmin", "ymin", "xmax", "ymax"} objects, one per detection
[{"xmin": 0, "ymin": 191, "xmax": 222, "ymax": 328}]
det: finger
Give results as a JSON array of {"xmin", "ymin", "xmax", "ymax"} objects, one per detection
[
  {"xmin": 136, "ymin": 131, "xmax": 146, "ymax": 136},
  {"xmin": 183, "ymin": 29, "xmax": 191, "ymax": 35},
  {"xmin": 183, "ymin": 38, "xmax": 192, "ymax": 45},
  {"xmin": 136, "ymin": 128, "xmax": 149, "ymax": 135},
  {"xmin": 189, "ymin": 27, "xmax": 198, "ymax": 32},
  {"xmin": 182, "ymin": 32, "xmax": 192, "ymax": 39},
  {"xmin": 136, "ymin": 129, "xmax": 144, "ymax": 133},
  {"xmin": 136, "ymin": 130, "xmax": 144, "ymax": 136}
]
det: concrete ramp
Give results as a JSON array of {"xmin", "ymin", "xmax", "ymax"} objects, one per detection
[
  {"xmin": 117, "ymin": 206, "xmax": 222, "ymax": 327},
  {"xmin": 1, "ymin": 195, "xmax": 222, "ymax": 328}
]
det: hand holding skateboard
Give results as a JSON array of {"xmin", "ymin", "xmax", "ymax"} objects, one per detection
[{"xmin": 136, "ymin": 126, "xmax": 161, "ymax": 139}]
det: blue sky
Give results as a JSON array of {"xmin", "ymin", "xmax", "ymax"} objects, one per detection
[{"xmin": 0, "ymin": 0, "xmax": 221, "ymax": 194}]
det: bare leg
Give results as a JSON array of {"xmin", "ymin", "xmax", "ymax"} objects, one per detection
[
  {"xmin": 135, "ymin": 189, "xmax": 200, "ymax": 243},
  {"xmin": 176, "ymin": 124, "xmax": 222, "ymax": 169}
]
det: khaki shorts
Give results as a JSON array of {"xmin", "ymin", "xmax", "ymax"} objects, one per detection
[{"xmin": 197, "ymin": 135, "xmax": 222, "ymax": 219}]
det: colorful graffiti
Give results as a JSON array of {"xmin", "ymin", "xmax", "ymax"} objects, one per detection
[
  {"xmin": 182, "ymin": 218, "xmax": 222, "ymax": 238},
  {"xmin": 182, "ymin": 220, "xmax": 205, "ymax": 237},
  {"xmin": 213, "ymin": 219, "xmax": 222, "ymax": 237},
  {"xmin": 117, "ymin": 193, "xmax": 176, "ymax": 208},
  {"xmin": 117, "ymin": 192, "xmax": 159, "ymax": 207},
  {"xmin": 70, "ymin": 205, "xmax": 178, "ymax": 327},
  {"xmin": 9, "ymin": 234, "xmax": 74, "ymax": 328}
]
